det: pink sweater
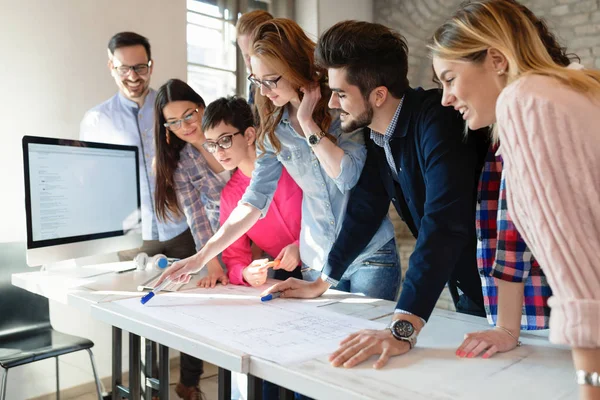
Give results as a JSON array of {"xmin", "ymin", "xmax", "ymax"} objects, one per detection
[
  {"xmin": 219, "ymin": 168, "xmax": 302, "ymax": 285},
  {"xmin": 497, "ymin": 74, "xmax": 600, "ymax": 348}
]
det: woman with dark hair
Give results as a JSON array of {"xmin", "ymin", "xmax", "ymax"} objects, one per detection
[
  {"xmin": 153, "ymin": 78, "xmax": 229, "ymax": 399},
  {"xmin": 158, "ymin": 19, "xmax": 400, "ymax": 302}
]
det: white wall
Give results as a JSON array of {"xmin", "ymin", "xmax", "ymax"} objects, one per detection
[
  {"xmin": 0, "ymin": 1, "xmax": 186, "ymax": 398},
  {"xmin": 295, "ymin": 0, "xmax": 373, "ymax": 39}
]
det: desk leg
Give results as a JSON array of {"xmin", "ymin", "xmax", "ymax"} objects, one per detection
[
  {"xmin": 129, "ymin": 333, "xmax": 142, "ymax": 399},
  {"xmin": 279, "ymin": 387, "xmax": 295, "ymax": 400},
  {"xmin": 143, "ymin": 339, "xmax": 153, "ymax": 400},
  {"xmin": 217, "ymin": 368, "xmax": 231, "ymax": 400},
  {"xmin": 111, "ymin": 327, "xmax": 122, "ymax": 400},
  {"xmin": 247, "ymin": 374, "xmax": 263, "ymax": 400},
  {"xmin": 158, "ymin": 344, "xmax": 170, "ymax": 399}
]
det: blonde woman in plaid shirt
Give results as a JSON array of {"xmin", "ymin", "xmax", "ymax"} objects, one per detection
[{"xmin": 451, "ymin": 0, "xmax": 579, "ymax": 360}]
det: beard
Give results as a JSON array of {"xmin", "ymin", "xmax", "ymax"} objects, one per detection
[
  {"xmin": 122, "ymin": 79, "xmax": 149, "ymax": 99},
  {"xmin": 340, "ymin": 103, "xmax": 373, "ymax": 133}
]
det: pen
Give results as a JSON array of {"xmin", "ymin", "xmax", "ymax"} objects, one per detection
[
  {"xmin": 140, "ymin": 277, "xmax": 172, "ymax": 305},
  {"xmin": 260, "ymin": 291, "xmax": 282, "ymax": 302},
  {"xmin": 117, "ymin": 267, "xmax": 137, "ymax": 274}
]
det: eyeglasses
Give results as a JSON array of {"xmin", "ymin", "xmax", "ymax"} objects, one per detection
[
  {"xmin": 164, "ymin": 109, "xmax": 199, "ymax": 131},
  {"xmin": 248, "ymin": 75, "xmax": 282, "ymax": 90},
  {"xmin": 113, "ymin": 60, "xmax": 152, "ymax": 77},
  {"xmin": 202, "ymin": 132, "xmax": 243, "ymax": 153}
]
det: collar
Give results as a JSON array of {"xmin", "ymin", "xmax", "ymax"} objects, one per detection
[
  {"xmin": 117, "ymin": 88, "xmax": 155, "ymax": 110},
  {"xmin": 370, "ymin": 95, "xmax": 404, "ymax": 142},
  {"xmin": 391, "ymin": 87, "xmax": 417, "ymax": 139}
]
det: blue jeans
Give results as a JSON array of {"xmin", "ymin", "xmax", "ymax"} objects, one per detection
[{"xmin": 302, "ymin": 238, "xmax": 401, "ymax": 301}]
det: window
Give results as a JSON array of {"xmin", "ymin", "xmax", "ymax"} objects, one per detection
[
  {"xmin": 186, "ymin": 0, "xmax": 237, "ymax": 105},
  {"xmin": 186, "ymin": 0, "xmax": 271, "ymax": 104}
]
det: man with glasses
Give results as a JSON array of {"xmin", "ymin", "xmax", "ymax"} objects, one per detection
[
  {"xmin": 80, "ymin": 32, "xmax": 204, "ymax": 399},
  {"xmin": 80, "ymin": 31, "xmax": 195, "ymax": 261}
]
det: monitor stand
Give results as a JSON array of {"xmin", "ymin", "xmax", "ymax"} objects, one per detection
[{"xmin": 40, "ymin": 252, "xmax": 124, "ymax": 278}]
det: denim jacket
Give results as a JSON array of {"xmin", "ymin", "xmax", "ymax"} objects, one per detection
[{"xmin": 241, "ymin": 107, "xmax": 395, "ymax": 270}]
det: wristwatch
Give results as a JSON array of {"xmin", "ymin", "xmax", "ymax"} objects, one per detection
[
  {"xmin": 388, "ymin": 319, "xmax": 418, "ymax": 348},
  {"xmin": 307, "ymin": 130, "xmax": 326, "ymax": 147},
  {"xmin": 577, "ymin": 370, "xmax": 600, "ymax": 387}
]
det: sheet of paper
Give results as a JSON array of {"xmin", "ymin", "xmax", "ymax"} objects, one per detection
[{"xmin": 112, "ymin": 285, "xmax": 386, "ymax": 365}]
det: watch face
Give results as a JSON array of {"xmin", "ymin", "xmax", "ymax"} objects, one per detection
[
  {"xmin": 392, "ymin": 320, "xmax": 415, "ymax": 338},
  {"xmin": 308, "ymin": 134, "xmax": 319, "ymax": 145}
]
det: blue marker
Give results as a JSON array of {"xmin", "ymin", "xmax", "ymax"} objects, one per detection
[
  {"xmin": 260, "ymin": 291, "xmax": 282, "ymax": 302},
  {"xmin": 141, "ymin": 278, "xmax": 172, "ymax": 305}
]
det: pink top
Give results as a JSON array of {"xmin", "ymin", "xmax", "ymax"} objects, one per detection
[
  {"xmin": 220, "ymin": 168, "xmax": 302, "ymax": 285},
  {"xmin": 497, "ymin": 74, "xmax": 600, "ymax": 348}
]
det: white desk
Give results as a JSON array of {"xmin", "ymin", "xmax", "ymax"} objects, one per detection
[
  {"xmin": 249, "ymin": 308, "xmax": 576, "ymax": 400},
  {"xmin": 12, "ymin": 267, "xmax": 213, "ymax": 399},
  {"xmin": 13, "ymin": 269, "xmax": 578, "ymax": 400},
  {"xmin": 90, "ymin": 297, "xmax": 249, "ymax": 374}
]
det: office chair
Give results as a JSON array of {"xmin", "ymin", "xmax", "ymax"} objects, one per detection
[{"xmin": 0, "ymin": 242, "xmax": 103, "ymax": 400}]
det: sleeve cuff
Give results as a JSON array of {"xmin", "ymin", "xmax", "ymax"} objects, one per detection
[
  {"xmin": 490, "ymin": 266, "xmax": 527, "ymax": 282},
  {"xmin": 394, "ymin": 309, "xmax": 427, "ymax": 326},
  {"xmin": 548, "ymin": 297, "xmax": 600, "ymax": 348},
  {"xmin": 240, "ymin": 189, "xmax": 270, "ymax": 219},
  {"xmin": 227, "ymin": 264, "xmax": 250, "ymax": 286},
  {"xmin": 320, "ymin": 273, "xmax": 339, "ymax": 287},
  {"xmin": 331, "ymin": 154, "xmax": 353, "ymax": 192}
]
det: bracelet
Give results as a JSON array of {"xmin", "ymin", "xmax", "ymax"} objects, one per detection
[
  {"xmin": 495, "ymin": 325, "xmax": 522, "ymax": 347},
  {"xmin": 577, "ymin": 370, "xmax": 600, "ymax": 387}
]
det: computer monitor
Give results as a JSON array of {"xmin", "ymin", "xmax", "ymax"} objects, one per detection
[{"xmin": 22, "ymin": 135, "xmax": 142, "ymax": 267}]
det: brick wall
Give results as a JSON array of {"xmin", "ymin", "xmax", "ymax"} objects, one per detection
[
  {"xmin": 376, "ymin": 0, "xmax": 599, "ymax": 309},
  {"xmin": 375, "ymin": 0, "xmax": 599, "ymax": 90}
]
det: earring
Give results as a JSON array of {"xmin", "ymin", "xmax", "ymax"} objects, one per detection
[{"xmin": 497, "ymin": 69, "xmax": 505, "ymax": 75}]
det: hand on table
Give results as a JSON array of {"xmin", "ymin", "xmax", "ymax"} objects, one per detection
[
  {"xmin": 262, "ymin": 277, "xmax": 330, "ymax": 299},
  {"xmin": 456, "ymin": 327, "xmax": 520, "ymax": 359},
  {"xmin": 197, "ymin": 263, "xmax": 229, "ymax": 288},
  {"xmin": 329, "ymin": 329, "xmax": 411, "ymax": 369},
  {"xmin": 156, "ymin": 254, "xmax": 203, "ymax": 285}
]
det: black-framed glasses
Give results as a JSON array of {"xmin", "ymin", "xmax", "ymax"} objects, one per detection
[
  {"xmin": 164, "ymin": 109, "xmax": 199, "ymax": 131},
  {"xmin": 202, "ymin": 132, "xmax": 243, "ymax": 154},
  {"xmin": 248, "ymin": 75, "xmax": 282, "ymax": 90},
  {"xmin": 113, "ymin": 60, "xmax": 153, "ymax": 77}
]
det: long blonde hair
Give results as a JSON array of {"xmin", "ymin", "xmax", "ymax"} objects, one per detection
[
  {"xmin": 429, "ymin": 0, "xmax": 600, "ymax": 95},
  {"xmin": 250, "ymin": 18, "xmax": 333, "ymax": 154}
]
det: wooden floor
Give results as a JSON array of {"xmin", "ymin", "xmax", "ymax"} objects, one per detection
[{"xmin": 62, "ymin": 361, "xmax": 220, "ymax": 400}]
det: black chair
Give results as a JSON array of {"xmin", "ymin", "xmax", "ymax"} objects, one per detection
[{"xmin": 0, "ymin": 242, "xmax": 103, "ymax": 400}]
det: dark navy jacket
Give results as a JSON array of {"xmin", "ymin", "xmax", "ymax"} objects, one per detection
[{"xmin": 324, "ymin": 87, "xmax": 485, "ymax": 321}]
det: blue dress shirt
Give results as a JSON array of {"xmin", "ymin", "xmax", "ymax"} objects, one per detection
[
  {"xmin": 241, "ymin": 107, "xmax": 395, "ymax": 271},
  {"xmin": 80, "ymin": 90, "xmax": 188, "ymax": 241}
]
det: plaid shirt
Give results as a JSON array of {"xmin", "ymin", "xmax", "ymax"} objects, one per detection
[
  {"xmin": 477, "ymin": 144, "xmax": 551, "ymax": 330},
  {"xmin": 173, "ymin": 144, "xmax": 228, "ymax": 251}
]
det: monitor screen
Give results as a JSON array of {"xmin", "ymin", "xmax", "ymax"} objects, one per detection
[{"xmin": 22, "ymin": 135, "xmax": 142, "ymax": 265}]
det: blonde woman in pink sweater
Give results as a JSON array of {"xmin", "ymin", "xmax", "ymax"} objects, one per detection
[{"xmin": 429, "ymin": 0, "xmax": 600, "ymax": 397}]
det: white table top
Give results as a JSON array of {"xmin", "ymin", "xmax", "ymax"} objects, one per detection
[
  {"xmin": 249, "ymin": 309, "xmax": 576, "ymax": 400},
  {"xmin": 12, "ymin": 267, "xmax": 577, "ymax": 399}
]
